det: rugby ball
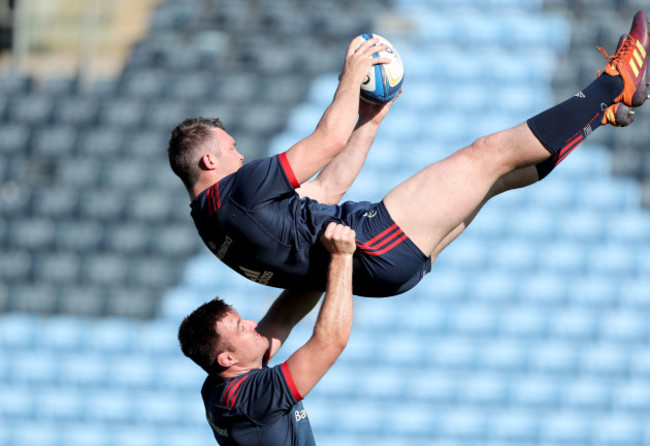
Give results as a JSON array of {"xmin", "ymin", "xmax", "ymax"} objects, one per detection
[{"xmin": 359, "ymin": 33, "xmax": 404, "ymax": 104}]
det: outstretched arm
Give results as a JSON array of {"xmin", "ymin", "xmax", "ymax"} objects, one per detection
[
  {"xmin": 296, "ymin": 92, "xmax": 401, "ymax": 204},
  {"xmin": 284, "ymin": 37, "xmax": 390, "ymax": 186},
  {"xmin": 256, "ymin": 290, "xmax": 323, "ymax": 362},
  {"xmin": 284, "ymin": 223, "xmax": 355, "ymax": 398}
]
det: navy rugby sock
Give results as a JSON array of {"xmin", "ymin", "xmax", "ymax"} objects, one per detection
[{"xmin": 527, "ymin": 74, "xmax": 624, "ymax": 179}]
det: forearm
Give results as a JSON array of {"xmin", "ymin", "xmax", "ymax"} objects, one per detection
[
  {"xmin": 313, "ymin": 78, "xmax": 362, "ymax": 150},
  {"xmin": 311, "ymin": 254, "xmax": 354, "ymax": 349},
  {"xmin": 307, "ymin": 118, "xmax": 380, "ymax": 204},
  {"xmin": 259, "ymin": 290, "xmax": 322, "ymax": 330}
]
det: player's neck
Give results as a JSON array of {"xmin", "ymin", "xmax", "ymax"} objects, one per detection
[{"xmin": 191, "ymin": 173, "xmax": 224, "ymax": 200}]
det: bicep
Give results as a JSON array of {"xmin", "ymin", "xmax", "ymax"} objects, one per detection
[
  {"xmin": 257, "ymin": 290, "xmax": 322, "ymax": 360},
  {"xmin": 285, "ymin": 340, "xmax": 344, "ymax": 398},
  {"xmin": 285, "ymin": 132, "xmax": 345, "ymax": 186}
]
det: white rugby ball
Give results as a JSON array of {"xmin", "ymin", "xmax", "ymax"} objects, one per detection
[{"xmin": 359, "ymin": 33, "xmax": 404, "ymax": 104}]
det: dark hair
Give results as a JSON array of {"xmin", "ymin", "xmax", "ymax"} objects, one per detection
[
  {"xmin": 168, "ymin": 117, "xmax": 225, "ymax": 190},
  {"xmin": 178, "ymin": 297, "xmax": 234, "ymax": 374}
]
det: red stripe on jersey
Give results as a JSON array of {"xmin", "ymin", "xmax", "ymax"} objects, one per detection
[
  {"xmin": 356, "ymin": 223, "xmax": 398, "ymax": 249},
  {"xmin": 206, "ymin": 186, "xmax": 220, "ymax": 215},
  {"xmin": 221, "ymin": 375, "xmax": 249, "ymax": 408},
  {"xmin": 214, "ymin": 182, "xmax": 221, "ymax": 209},
  {"xmin": 281, "ymin": 362, "xmax": 303, "ymax": 401},
  {"xmin": 279, "ymin": 152, "xmax": 300, "ymax": 189}
]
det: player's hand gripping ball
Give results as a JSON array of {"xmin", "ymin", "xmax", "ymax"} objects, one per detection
[{"xmin": 359, "ymin": 33, "xmax": 404, "ymax": 104}]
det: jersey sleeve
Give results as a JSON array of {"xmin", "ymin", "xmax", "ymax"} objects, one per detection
[
  {"xmin": 232, "ymin": 362, "xmax": 303, "ymax": 423},
  {"xmin": 231, "ymin": 153, "xmax": 300, "ymax": 208}
]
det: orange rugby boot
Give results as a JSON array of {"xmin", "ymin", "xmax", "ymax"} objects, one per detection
[
  {"xmin": 597, "ymin": 10, "xmax": 650, "ymax": 107},
  {"xmin": 601, "ymin": 102, "xmax": 636, "ymax": 127}
]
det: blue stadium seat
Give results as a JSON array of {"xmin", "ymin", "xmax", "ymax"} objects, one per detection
[
  {"xmin": 457, "ymin": 374, "xmax": 509, "ymax": 406},
  {"xmin": 326, "ymin": 400, "xmax": 387, "ymax": 435},
  {"xmin": 562, "ymin": 377, "xmax": 611, "ymax": 411},
  {"xmin": 437, "ymin": 408, "xmax": 488, "ymax": 442},
  {"xmin": 60, "ymin": 424, "xmax": 111, "ymax": 446},
  {"xmin": 618, "ymin": 279, "xmax": 650, "ymax": 309},
  {"xmin": 0, "ymin": 250, "xmax": 32, "ymax": 283},
  {"xmin": 509, "ymin": 376, "xmax": 562, "ymax": 409},
  {"xmin": 547, "ymin": 307, "xmax": 597, "ymax": 342},
  {"xmin": 40, "ymin": 315, "xmax": 89, "ymax": 352},
  {"xmin": 575, "ymin": 178, "xmax": 640, "ymax": 212},
  {"xmin": 528, "ymin": 342, "xmax": 578, "ymax": 375},
  {"xmin": 382, "ymin": 402, "xmax": 439, "ymax": 437},
  {"xmin": 10, "ymin": 283, "xmax": 58, "ymax": 313},
  {"xmin": 490, "ymin": 411, "xmax": 539, "ymax": 444},
  {"xmin": 54, "ymin": 95, "xmax": 100, "ymax": 127},
  {"xmin": 539, "ymin": 412, "xmax": 591, "ymax": 445},
  {"xmin": 103, "ymin": 223, "xmax": 150, "ymax": 254},
  {"xmin": 11, "ymin": 421, "xmax": 61, "ymax": 446},
  {"xmin": 477, "ymin": 340, "xmax": 528, "ymax": 373},
  {"xmin": 448, "ymin": 304, "xmax": 498, "ymax": 337},
  {"xmin": 555, "ymin": 210, "xmax": 606, "ymax": 244},
  {"xmin": 498, "ymin": 305, "xmax": 548, "ymax": 339},
  {"xmin": 133, "ymin": 320, "xmax": 179, "ymax": 356},
  {"xmin": 33, "ymin": 252, "xmax": 81, "ymax": 284},
  {"xmin": 0, "ymin": 123, "xmax": 30, "ymax": 153},
  {"xmin": 605, "ymin": 211, "xmax": 650, "ymax": 245},
  {"xmin": 108, "ymin": 356, "xmax": 156, "ymax": 390},
  {"xmin": 568, "ymin": 275, "xmax": 620, "ymax": 308},
  {"xmin": 54, "ymin": 219, "xmax": 104, "ymax": 252},
  {"xmin": 40, "ymin": 388, "xmax": 86, "ymax": 422},
  {"xmin": 107, "ymin": 425, "xmax": 160, "ymax": 446},
  {"xmin": 9, "ymin": 94, "xmax": 54, "ymax": 124},
  {"xmin": 87, "ymin": 318, "xmax": 137, "ymax": 354},
  {"xmin": 85, "ymin": 390, "xmax": 135, "ymax": 424},
  {"xmin": 155, "ymin": 358, "xmax": 205, "ymax": 392},
  {"xmin": 404, "ymin": 370, "xmax": 456, "ymax": 404},
  {"xmin": 467, "ymin": 271, "xmax": 518, "ymax": 304},
  {"xmin": 9, "ymin": 352, "xmax": 60, "ymax": 386},
  {"xmin": 581, "ymin": 345, "xmax": 630, "ymax": 378},
  {"xmin": 592, "ymin": 416, "xmax": 646, "ymax": 446},
  {"xmin": 427, "ymin": 337, "xmax": 478, "ymax": 371},
  {"xmin": 77, "ymin": 127, "xmax": 125, "ymax": 158},
  {"xmin": 599, "ymin": 311, "xmax": 648, "ymax": 344},
  {"xmin": 59, "ymin": 353, "xmax": 109, "ymax": 388},
  {"xmin": 134, "ymin": 392, "xmax": 186, "ymax": 424},
  {"xmin": 98, "ymin": 99, "xmax": 145, "ymax": 129},
  {"xmin": 0, "ymin": 384, "xmax": 35, "ymax": 418},
  {"xmin": 9, "ymin": 217, "xmax": 56, "ymax": 251},
  {"xmin": 31, "ymin": 186, "xmax": 79, "ymax": 218}
]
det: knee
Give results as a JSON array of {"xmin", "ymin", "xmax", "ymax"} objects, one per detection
[{"xmin": 465, "ymin": 133, "xmax": 517, "ymax": 175}]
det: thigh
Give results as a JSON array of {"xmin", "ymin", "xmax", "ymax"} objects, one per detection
[{"xmin": 383, "ymin": 123, "xmax": 545, "ymax": 257}]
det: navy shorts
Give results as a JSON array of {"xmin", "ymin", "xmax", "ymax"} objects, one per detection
[{"xmin": 337, "ymin": 201, "xmax": 431, "ymax": 297}]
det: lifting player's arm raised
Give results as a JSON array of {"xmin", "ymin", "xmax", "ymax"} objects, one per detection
[
  {"xmin": 296, "ymin": 91, "xmax": 400, "ymax": 205},
  {"xmin": 284, "ymin": 37, "xmax": 390, "ymax": 188},
  {"xmin": 279, "ymin": 222, "xmax": 355, "ymax": 397}
]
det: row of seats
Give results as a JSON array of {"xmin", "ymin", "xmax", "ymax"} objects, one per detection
[{"xmin": 3, "ymin": 292, "xmax": 650, "ymax": 354}]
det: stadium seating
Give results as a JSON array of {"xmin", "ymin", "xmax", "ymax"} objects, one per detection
[{"xmin": 1, "ymin": 0, "xmax": 650, "ymax": 445}]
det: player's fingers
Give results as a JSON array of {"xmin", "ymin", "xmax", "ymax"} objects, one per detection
[
  {"xmin": 323, "ymin": 221, "xmax": 338, "ymax": 239},
  {"xmin": 370, "ymin": 56, "xmax": 391, "ymax": 66},
  {"xmin": 347, "ymin": 35, "xmax": 366, "ymax": 56}
]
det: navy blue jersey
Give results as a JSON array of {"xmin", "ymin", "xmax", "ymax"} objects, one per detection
[
  {"xmin": 191, "ymin": 153, "xmax": 431, "ymax": 297},
  {"xmin": 202, "ymin": 362, "xmax": 315, "ymax": 446}
]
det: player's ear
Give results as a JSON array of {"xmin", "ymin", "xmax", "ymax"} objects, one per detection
[
  {"xmin": 200, "ymin": 152, "xmax": 218, "ymax": 171},
  {"xmin": 217, "ymin": 350, "xmax": 236, "ymax": 368}
]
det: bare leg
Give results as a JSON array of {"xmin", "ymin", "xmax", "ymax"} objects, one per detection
[
  {"xmin": 383, "ymin": 122, "xmax": 548, "ymax": 257},
  {"xmin": 429, "ymin": 165, "xmax": 539, "ymax": 263}
]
